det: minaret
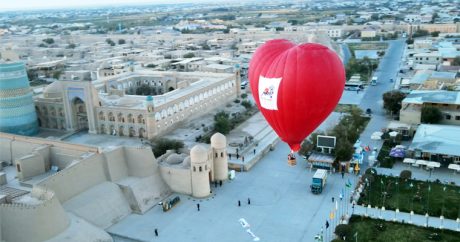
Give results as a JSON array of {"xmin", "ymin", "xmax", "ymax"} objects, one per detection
[
  {"xmin": 210, "ymin": 132, "xmax": 228, "ymax": 182},
  {"xmin": 190, "ymin": 145, "xmax": 211, "ymax": 198}
]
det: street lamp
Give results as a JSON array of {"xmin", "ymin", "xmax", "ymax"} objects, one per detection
[
  {"xmin": 409, "ymin": 182, "xmax": 414, "ymax": 224},
  {"xmin": 394, "ymin": 179, "xmax": 399, "ymax": 221}
]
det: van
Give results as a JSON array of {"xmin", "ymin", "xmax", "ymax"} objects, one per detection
[
  {"xmin": 371, "ymin": 76, "xmax": 377, "ymax": 86},
  {"xmin": 240, "ymin": 80, "xmax": 248, "ymax": 89}
]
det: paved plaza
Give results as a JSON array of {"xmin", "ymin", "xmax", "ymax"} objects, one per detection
[{"xmin": 109, "ymin": 141, "xmax": 356, "ymax": 242}]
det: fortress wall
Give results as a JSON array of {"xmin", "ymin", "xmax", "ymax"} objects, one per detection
[
  {"xmin": 49, "ymin": 147, "xmax": 86, "ymax": 169},
  {"xmin": 34, "ymin": 145, "xmax": 51, "ymax": 170},
  {"xmin": 159, "ymin": 166, "xmax": 192, "ymax": 195},
  {"xmin": 0, "ymin": 189, "xmax": 69, "ymax": 242},
  {"xmin": 124, "ymin": 147, "xmax": 156, "ymax": 177},
  {"xmin": 11, "ymin": 139, "xmax": 42, "ymax": 164},
  {"xmin": 38, "ymin": 154, "xmax": 107, "ymax": 203},
  {"xmin": 104, "ymin": 148, "xmax": 128, "ymax": 182},
  {"xmin": 16, "ymin": 152, "xmax": 46, "ymax": 181}
]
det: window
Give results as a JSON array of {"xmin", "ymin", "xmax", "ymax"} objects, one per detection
[
  {"xmin": 199, "ymin": 166, "xmax": 202, "ymax": 172},
  {"xmin": 193, "ymin": 167, "xmax": 196, "ymax": 172},
  {"xmin": 221, "ymin": 152, "xmax": 223, "ymax": 158},
  {"xmin": 446, "ymin": 114, "xmax": 451, "ymax": 120},
  {"xmin": 16, "ymin": 164, "xmax": 21, "ymax": 172},
  {"xmin": 215, "ymin": 153, "xmax": 218, "ymax": 158},
  {"xmin": 456, "ymin": 116, "xmax": 460, "ymax": 121}
]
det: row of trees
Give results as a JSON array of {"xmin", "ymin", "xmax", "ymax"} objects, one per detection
[
  {"xmin": 345, "ymin": 57, "xmax": 378, "ymax": 81},
  {"xmin": 299, "ymin": 106, "xmax": 369, "ymax": 161}
]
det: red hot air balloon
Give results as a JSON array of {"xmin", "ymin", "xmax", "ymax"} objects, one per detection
[{"xmin": 249, "ymin": 39, "xmax": 345, "ymax": 152}]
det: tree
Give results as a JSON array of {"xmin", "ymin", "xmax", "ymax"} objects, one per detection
[
  {"xmin": 66, "ymin": 43, "xmax": 76, "ymax": 49},
  {"xmin": 334, "ymin": 224, "xmax": 352, "ymax": 239},
  {"xmin": 421, "ymin": 106, "xmax": 442, "ymax": 124},
  {"xmin": 412, "ymin": 29, "xmax": 429, "ymax": 38},
  {"xmin": 118, "ymin": 39, "xmax": 126, "ymax": 45},
  {"xmin": 136, "ymin": 84, "xmax": 152, "ymax": 95},
  {"xmin": 42, "ymin": 38, "xmax": 54, "ymax": 45},
  {"xmin": 106, "ymin": 38, "xmax": 115, "ymax": 46},
  {"xmin": 431, "ymin": 31, "xmax": 440, "ymax": 37},
  {"xmin": 240, "ymin": 93, "xmax": 248, "ymax": 99},
  {"xmin": 183, "ymin": 53, "xmax": 195, "ymax": 58},
  {"xmin": 241, "ymin": 100, "xmax": 252, "ymax": 109},
  {"xmin": 452, "ymin": 56, "xmax": 460, "ymax": 66},
  {"xmin": 288, "ymin": 19, "xmax": 298, "ymax": 25},
  {"xmin": 371, "ymin": 13, "xmax": 379, "ymax": 21},
  {"xmin": 382, "ymin": 90, "xmax": 407, "ymax": 116},
  {"xmin": 214, "ymin": 111, "xmax": 231, "ymax": 134},
  {"xmin": 400, "ymin": 170, "xmax": 412, "ymax": 180},
  {"xmin": 201, "ymin": 44, "xmax": 211, "ymax": 50},
  {"xmin": 335, "ymin": 138, "xmax": 353, "ymax": 161},
  {"xmin": 406, "ymin": 39, "xmax": 414, "ymax": 45},
  {"xmin": 151, "ymin": 138, "xmax": 184, "ymax": 157}
]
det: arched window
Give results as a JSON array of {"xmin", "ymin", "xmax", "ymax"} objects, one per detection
[
  {"xmin": 193, "ymin": 167, "xmax": 196, "ymax": 172},
  {"xmin": 221, "ymin": 152, "xmax": 223, "ymax": 157},
  {"xmin": 215, "ymin": 153, "xmax": 218, "ymax": 158},
  {"xmin": 199, "ymin": 166, "xmax": 202, "ymax": 172}
]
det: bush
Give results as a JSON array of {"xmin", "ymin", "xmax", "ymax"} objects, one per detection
[
  {"xmin": 240, "ymin": 93, "xmax": 248, "ymax": 99},
  {"xmin": 400, "ymin": 170, "xmax": 412, "ymax": 180},
  {"xmin": 233, "ymin": 99, "xmax": 241, "ymax": 103},
  {"xmin": 335, "ymin": 224, "xmax": 352, "ymax": 239},
  {"xmin": 42, "ymin": 38, "xmax": 54, "ymax": 45},
  {"xmin": 118, "ymin": 39, "xmax": 126, "ymax": 45},
  {"xmin": 151, "ymin": 138, "xmax": 184, "ymax": 157},
  {"xmin": 183, "ymin": 52, "xmax": 195, "ymax": 58},
  {"xmin": 421, "ymin": 106, "xmax": 442, "ymax": 124},
  {"xmin": 241, "ymin": 100, "xmax": 252, "ymax": 109},
  {"xmin": 214, "ymin": 111, "xmax": 231, "ymax": 134}
]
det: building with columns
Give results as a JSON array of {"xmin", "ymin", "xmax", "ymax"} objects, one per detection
[{"xmin": 34, "ymin": 70, "xmax": 241, "ymax": 139}]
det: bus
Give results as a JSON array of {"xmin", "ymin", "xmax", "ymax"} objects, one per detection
[{"xmin": 344, "ymin": 82, "xmax": 363, "ymax": 91}]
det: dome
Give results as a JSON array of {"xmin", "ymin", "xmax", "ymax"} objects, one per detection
[
  {"xmin": 190, "ymin": 145, "xmax": 208, "ymax": 164},
  {"xmin": 43, "ymin": 81, "xmax": 63, "ymax": 98},
  {"xmin": 146, "ymin": 95, "xmax": 153, "ymax": 101},
  {"xmin": 182, "ymin": 156, "xmax": 191, "ymax": 167},
  {"xmin": 165, "ymin": 153, "xmax": 186, "ymax": 165},
  {"xmin": 210, "ymin": 132, "xmax": 226, "ymax": 149}
]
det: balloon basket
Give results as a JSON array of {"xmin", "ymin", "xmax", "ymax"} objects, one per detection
[{"xmin": 287, "ymin": 158, "xmax": 296, "ymax": 166}]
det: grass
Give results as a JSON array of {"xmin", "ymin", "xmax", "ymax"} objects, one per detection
[
  {"xmin": 358, "ymin": 175, "xmax": 460, "ymax": 220},
  {"xmin": 334, "ymin": 104, "xmax": 358, "ymax": 114},
  {"xmin": 346, "ymin": 215, "xmax": 460, "ymax": 242},
  {"xmin": 348, "ymin": 42, "xmax": 389, "ymax": 51}
]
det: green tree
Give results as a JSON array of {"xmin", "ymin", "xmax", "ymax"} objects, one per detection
[
  {"xmin": 452, "ymin": 56, "xmax": 460, "ymax": 66},
  {"xmin": 66, "ymin": 43, "xmax": 76, "ymax": 49},
  {"xmin": 335, "ymin": 138, "xmax": 353, "ymax": 161},
  {"xmin": 288, "ymin": 19, "xmax": 298, "ymax": 25},
  {"xmin": 371, "ymin": 13, "xmax": 379, "ymax": 21},
  {"xmin": 151, "ymin": 138, "xmax": 184, "ymax": 157},
  {"xmin": 42, "ymin": 38, "xmax": 54, "ymax": 45},
  {"xmin": 406, "ymin": 39, "xmax": 414, "ymax": 45},
  {"xmin": 183, "ymin": 52, "xmax": 195, "ymax": 58},
  {"xmin": 421, "ymin": 106, "xmax": 443, "ymax": 124},
  {"xmin": 334, "ymin": 224, "xmax": 352, "ymax": 239},
  {"xmin": 400, "ymin": 170, "xmax": 412, "ymax": 180},
  {"xmin": 214, "ymin": 111, "xmax": 231, "ymax": 134},
  {"xmin": 241, "ymin": 100, "xmax": 252, "ymax": 109},
  {"xmin": 431, "ymin": 31, "xmax": 440, "ymax": 37},
  {"xmin": 118, "ymin": 39, "xmax": 126, "ymax": 45},
  {"xmin": 412, "ymin": 29, "xmax": 429, "ymax": 38},
  {"xmin": 201, "ymin": 44, "xmax": 211, "ymax": 50},
  {"xmin": 106, "ymin": 38, "xmax": 115, "ymax": 46},
  {"xmin": 382, "ymin": 90, "xmax": 407, "ymax": 116}
]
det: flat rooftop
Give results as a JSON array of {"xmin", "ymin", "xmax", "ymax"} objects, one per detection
[
  {"xmin": 409, "ymin": 124, "xmax": 460, "ymax": 157},
  {"xmin": 403, "ymin": 90, "xmax": 460, "ymax": 105}
]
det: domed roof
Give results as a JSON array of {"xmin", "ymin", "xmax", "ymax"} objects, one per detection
[
  {"xmin": 43, "ymin": 81, "xmax": 63, "ymax": 98},
  {"xmin": 210, "ymin": 132, "xmax": 226, "ymax": 148},
  {"xmin": 146, "ymin": 95, "xmax": 153, "ymax": 101},
  {"xmin": 190, "ymin": 145, "xmax": 208, "ymax": 163},
  {"xmin": 165, "ymin": 153, "xmax": 187, "ymax": 165},
  {"xmin": 182, "ymin": 156, "xmax": 191, "ymax": 167}
]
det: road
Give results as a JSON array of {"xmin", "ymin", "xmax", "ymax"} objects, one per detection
[
  {"xmin": 356, "ymin": 39, "xmax": 406, "ymax": 169},
  {"xmin": 340, "ymin": 43, "xmax": 352, "ymax": 65}
]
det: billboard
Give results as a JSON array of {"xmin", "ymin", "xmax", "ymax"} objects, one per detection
[{"xmin": 317, "ymin": 135, "xmax": 336, "ymax": 149}]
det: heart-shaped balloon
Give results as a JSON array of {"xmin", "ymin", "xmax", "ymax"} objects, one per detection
[{"xmin": 249, "ymin": 39, "xmax": 345, "ymax": 152}]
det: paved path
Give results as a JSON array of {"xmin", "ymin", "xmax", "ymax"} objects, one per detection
[{"xmin": 353, "ymin": 205, "xmax": 460, "ymax": 232}]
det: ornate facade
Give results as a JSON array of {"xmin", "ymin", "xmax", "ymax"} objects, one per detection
[{"xmin": 34, "ymin": 70, "xmax": 240, "ymax": 139}]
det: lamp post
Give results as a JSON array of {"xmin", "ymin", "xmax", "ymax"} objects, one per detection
[
  {"xmin": 409, "ymin": 182, "xmax": 414, "ymax": 224},
  {"xmin": 426, "ymin": 184, "xmax": 431, "ymax": 227},
  {"xmin": 441, "ymin": 186, "xmax": 446, "ymax": 229},
  {"xmin": 394, "ymin": 179, "xmax": 399, "ymax": 221}
]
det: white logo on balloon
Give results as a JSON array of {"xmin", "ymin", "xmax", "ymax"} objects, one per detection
[{"xmin": 258, "ymin": 76, "xmax": 282, "ymax": 110}]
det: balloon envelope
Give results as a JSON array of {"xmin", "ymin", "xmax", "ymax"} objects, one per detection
[{"xmin": 249, "ymin": 39, "xmax": 345, "ymax": 152}]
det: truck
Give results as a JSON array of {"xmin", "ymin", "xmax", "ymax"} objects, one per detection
[{"xmin": 310, "ymin": 169, "xmax": 328, "ymax": 194}]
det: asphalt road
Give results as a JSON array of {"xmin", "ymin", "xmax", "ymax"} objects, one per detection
[{"xmin": 356, "ymin": 39, "xmax": 406, "ymax": 169}]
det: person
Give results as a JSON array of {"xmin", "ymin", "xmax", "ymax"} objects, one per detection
[
  {"xmin": 332, "ymin": 197, "xmax": 335, "ymax": 203},
  {"xmin": 154, "ymin": 228, "xmax": 158, "ymax": 237},
  {"xmin": 248, "ymin": 198, "xmax": 251, "ymax": 205},
  {"xmin": 238, "ymin": 200, "xmax": 241, "ymax": 207},
  {"xmin": 242, "ymin": 156, "xmax": 245, "ymax": 162},
  {"xmin": 236, "ymin": 153, "xmax": 239, "ymax": 159},
  {"xmin": 341, "ymin": 171, "xmax": 345, "ymax": 179},
  {"xmin": 197, "ymin": 203, "xmax": 200, "ymax": 211},
  {"xmin": 253, "ymin": 149, "xmax": 256, "ymax": 155},
  {"xmin": 229, "ymin": 153, "xmax": 231, "ymax": 159},
  {"xmin": 219, "ymin": 180, "xmax": 222, "ymax": 187}
]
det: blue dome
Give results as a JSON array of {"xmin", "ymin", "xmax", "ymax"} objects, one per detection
[
  {"xmin": 0, "ymin": 62, "xmax": 39, "ymax": 136},
  {"xmin": 146, "ymin": 95, "xmax": 153, "ymax": 101}
]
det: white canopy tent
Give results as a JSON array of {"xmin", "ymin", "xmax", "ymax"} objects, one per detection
[
  {"xmin": 403, "ymin": 158, "xmax": 416, "ymax": 164},
  {"xmin": 427, "ymin": 161, "xmax": 441, "ymax": 168},
  {"xmin": 448, "ymin": 164, "xmax": 460, "ymax": 173}
]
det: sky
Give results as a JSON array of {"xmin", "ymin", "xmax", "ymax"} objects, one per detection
[{"xmin": 0, "ymin": 0, "xmax": 230, "ymax": 11}]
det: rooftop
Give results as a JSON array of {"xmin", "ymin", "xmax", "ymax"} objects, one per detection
[
  {"xmin": 409, "ymin": 124, "xmax": 460, "ymax": 157},
  {"xmin": 403, "ymin": 90, "xmax": 460, "ymax": 105}
]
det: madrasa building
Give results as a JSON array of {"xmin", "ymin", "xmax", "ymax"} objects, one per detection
[{"xmin": 34, "ymin": 68, "xmax": 241, "ymax": 139}]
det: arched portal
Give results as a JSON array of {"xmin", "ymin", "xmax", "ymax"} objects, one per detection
[{"xmin": 72, "ymin": 97, "xmax": 88, "ymax": 130}]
